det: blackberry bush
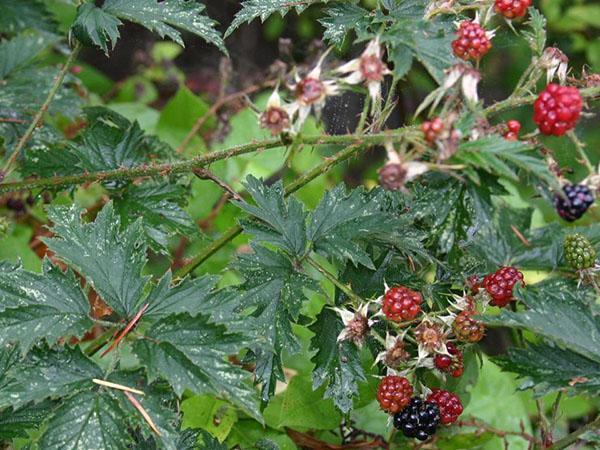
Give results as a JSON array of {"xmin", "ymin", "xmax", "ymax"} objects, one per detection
[{"xmin": 0, "ymin": 0, "xmax": 598, "ymax": 449}]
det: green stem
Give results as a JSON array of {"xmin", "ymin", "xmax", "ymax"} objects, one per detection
[
  {"xmin": 567, "ymin": 130, "xmax": 594, "ymax": 174},
  {"xmin": 306, "ymin": 256, "xmax": 362, "ymax": 306},
  {"xmin": 547, "ymin": 414, "xmax": 600, "ymax": 450},
  {"xmin": 0, "ymin": 131, "xmax": 407, "ymax": 194},
  {"xmin": 2, "ymin": 42, "xmax": 82, "ymax": 176},
  {"xmin": 356, "ymin": 96, "xmax": 371, "ymax": 133}
]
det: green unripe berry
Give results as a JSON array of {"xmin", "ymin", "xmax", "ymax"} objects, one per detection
[{"xmin": 564, "ymin": 234, "xmax": 597, "ymax": 270}]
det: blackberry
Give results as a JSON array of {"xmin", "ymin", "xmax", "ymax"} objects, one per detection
[
  {"xmin": 453, "ymin": 310, "xmax": 485, "ymax": 343},
  {"xmin": 564, "ymin": 234, "xmax": 596, "ymax": 270},
  {"xmin": 495, "ymin": 0, "xmax": 532, "ymax": 19},
  {"xmin": 434, "ymin": 342, "xmax": 464, "ymax": 378},
  {"xmin": 533, "ymin": 84, "xmax": 582, "ymax": 136},
  {"xmin": 504, "ymin": 119, "xmax": 521, "ymax": 141},
  {"xmin": 427, "ymin": 389, "xmax": 463, "ymax": 425},
  {"xmin": 483, "ymin": 266, "xmax": 524, "ymax": 307},
  {"xmin": 451, "ymin": 21, "xmax": 493, "ymax": 61},
  {"xmin": 554, "ymin": 184, "xmax": 595, "ymax": 222},
  {"xmin": 377, "ymin": 375, "xmax": 413, "ymax": 413},
  {"xmin": 393, "ymin": 397, "xmax": 441, "ymax": 441},
  {"xmin": 421, "ymin": 117, "xmax": 444, "ymax": 143},
  {"xmin": 382, "ymin": 286, "xmax": 422, "ymax": 322}
]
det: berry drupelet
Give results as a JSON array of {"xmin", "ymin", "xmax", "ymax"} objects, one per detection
[
  {"xmin": 504, "ymin": 119, "xmax": 521, "ymax": 141},
  {"xmin": 564, "ymin": 233, "xmax": 597, "ymax": 270},
  {"xmin": 533, "ymin": 84, "xmax": 582, "ymax": 136},
  {"xmin": 394, "ymin": 397, "xmax": 441, "ymax": 441},
  {"xmin": 376, "ymin": 375, "xmax": 413, "ymax": 413},
  {"xmin": 482, "ymin": 266, "xmax": 525, "ymax": 307},
  {"xmin": 434, "ymin": 342, "xmax": 464, "ymax": 377},
  {"xmin": 494, "ymin": 0, "xmax": 533, "ymax": 19},
  {"xmin": 452, "ymin": 21, "xmax": 493, "ymax": 61},
  {"xmin": 382, "ymin": 286, "xmax": 422, "ymax": 322},
  {"xmin": 427, "ymin": 389, "xmax": 464, "ymax": 425},
  {"xmin": 554, "ymin": 184, "xmax": 595, "ymax": 222}
]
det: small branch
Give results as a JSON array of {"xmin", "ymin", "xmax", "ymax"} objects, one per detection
[
  {"xmin": 101, "ymin": 303, "xmax": 149, "ymax": 357},
  {"xmin": 192, "ymin": 168, "xmax": 242, "ymax": 201},
  {"xmin": 2, "ymin": 42, "xmax": 82, "ymax": 176},
  {"xmin": 566, "ymin": 130, "xmax": 594, "ymax": 174},
  {"xmin": 457, "ymin": 417, "xmax": 540, "ymax": 446},
  {"xmin": 124, "ymin": 391, "xmax": 161, "ymax": 436},
  {"xmin": 306, "ymin": 256, "xmax": 363, "ymax": 305},
  {"xmin": 547, "ymin": 414, "xmax": 600, "ymax": 450},
  {"xmin": 0, "ymin": 118, "xmax": 27, "ymax": 124},
  {"xmin": 176, "ymin": 80, "xmax": 276, "ymax": 153},
  {"xmin": 92, "ymin": 378, "xmax": 145, "ymax": 396}
]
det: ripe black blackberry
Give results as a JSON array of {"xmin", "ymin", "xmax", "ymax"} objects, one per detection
[
  {"xmin": 393, "ymin": 397, "xmax": 441, "ymax": 441},
  {"xmin": 554, "ymin": 184, "xmax": 595, "ymax": 222}
]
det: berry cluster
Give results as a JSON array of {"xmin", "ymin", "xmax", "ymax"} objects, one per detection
[
  {"xmin": 427, "ymin": 389, "xmax": 464, "ymax": 425},
  {"xmin": 533, "ymin": 84, "xmax": 582, "ymax": 136},
  {"xmin": 393, "ymin": 398, "xmax": 441, "ymax": 441},
  {"xmin": 376, "ymin": 375, "xmax": 413, "ymax": 413},
  {"xmin": 564, "ymin": 234, "xmax": 597, "ymax": 270},
  {"xmin": 478, "ymin": 266, "xmax": 525, "ymax": 307},
  {"xmin": 554, "ymin": 184, "xmax": 595, "ymax": 222},
  {"xmin": 494, "ymin": 0, "xmax": 533, "ymax": 19},
  {"xmin": 452, "ymin": 21, "xmax": 493, "ymax": 61},
  {"xmin": 382, "ymin": 285, "xmax": 422, "ymax": 322}
]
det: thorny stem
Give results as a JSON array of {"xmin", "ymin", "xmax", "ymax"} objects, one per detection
[
  {"xmin": 2, "ymin": 42, "xmax": 82, "ymax": 176},
  {"xmin": 306, "ymin": 256, "xmax": 363, "ymax": 306},
  {"xmin": 566, "ymin": 130, "xmax": 594, "ymax": 174},
  {"xmin": 457, "ymin": 417, "xmax": 541, "ymax": 446},
  {"xmin": 0, "ymin": 131, "xmax": 406, "ymax": 194},
  {"xmin": 547, "ymin": 414, "xmax": 600, "ymax": 450}
]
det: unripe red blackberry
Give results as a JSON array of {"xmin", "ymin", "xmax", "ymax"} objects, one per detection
[
  {"xmin": 533, "ymin": 84, "xmax": 582, "ymax": 136},
  {"xmin": 434, "ymin": 342, "xmax": 464, "ymax": 378},
  {"xmin": 453, "ymin": 310, "xmax": 485, "ymax": 343},
  {"xmin": 377, "ymin": 375, "xmax": 413, "ymax": 413},
  {"xmin": 494, "ymin": 0, "xmax": 532, "ymax": 19},
  {"xmin": 427, "ymin": 389, "xmax": 463, "ymax": 425},
  {"xmin": 482, "ymin": 266, "xmax": 524, "ymax": 307},
  {"xmin": 504, "ymin": 119, "xmax": 521, "ymax": 140},
  {"xmin": 421, "ymin": 117, "xmax": 444, "ymax": 143},
  {"xmin": 451, "ymin": 21, "xmax": 493, "ymax": 61},
  {"xmin": 564, "ymin": 233, "xmax": 597, "ymax": 270},
  {"xmin": 554, "ymin": 184, "xmax": 595, "ymax": 222},
  {"xmin": 382, "ymin": 286, "xmax": 422, "ymax": 322}
]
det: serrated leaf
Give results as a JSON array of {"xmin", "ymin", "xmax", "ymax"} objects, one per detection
[
  {"xmin": 0, "ymin": 31, "xmax": 60, "ymax": 79},
  {"xmin": 39, "ymin": 390, "xmax": 132, "ymax": 450},
  {"xmin": 0, "ymin": 346, "xmax": 101, "ymax": 409},
  {"xmin": 72, "ymin": 4, "xmax": 122, "ymax": 55},
  {"xmin": 319, "ymin": 3, "xmax": 371, "ymax": 47},
  {"xmin": 43, "ymin": 202, "xmax": 149, "ymax": 318},
  {"xmin": 102, "ymin": 0, "xmax": 225, "ymax": 52},
  {"xmin": 181, "ymin": 394, "xmax": 238, "ymax": 442},
  {"xmin": 0, "ymin": 259, "xmax": 93, "ymax": 353},
  {"xmin": 309, "ymin": 308, "xmax": 366, "ymax": 413},
  {"xmin": 114, "ymin": 182, "xmax": 198, "ymax": 254},
  {"xmin": 0, "ymin": 344, "xmax": 19, "ymax": 388},
  {"xmin": 0, "ymin": 0, "xmax": 56, "ymax": 35},
  {"xmin": 0, "ymin": 399, "xmax": 55, "ymax": 440},
  {"xmin": 132, "ymin": 313, "xmax": 261, "ymax": 422},
  {"xmin": 144, "ymin": 270, "xmax": 217, "ymax": 320},
  {"xmin": 523, "ymin": 8, "xmax": 546, "ymax": 56},
  {"xmin": 235, "ymin": 176, "xmax": 308, "ymax": 257},
  {"xmin": 496, "ymin": 342, "xmax": 600, "ymax": 396},
  {"xmin": 454, "ymin": 136, "xmax": 560, "ymax": 191},
  {"xmin": 482, "ymin": 279, "xmax": 600, "ymax": 363},
  {"xmin": 308, "ymin": 186, "xmax": 394, "ymax": 269},
  {"xmin": 226, "ymin": 0, "xmax": 327, "ymax": 37}
]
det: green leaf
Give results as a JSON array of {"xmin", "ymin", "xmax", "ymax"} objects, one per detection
[
  {"xmin": 482, "ymin": 279, "xmax": 600, "ymax": 363},
  {"xmin": 226, "ymin": 0, "xmax": 327, "ymax": 37},
  {"xmin": 0, "ymin": 344, "xmax": 19, "ymax": 388},
  {"xmin": 39, "ymin": 390, "xmax": 132, "ymax": 450},
  {"xmin": 319, "ymin": 3, "xmax": 371, "ymax": 47},
  {"xmin": 181, "ymin": 394, "xmax": 238, "ymax": 442},
  {"xmin": 102, "ymin": 0, "xmax": 225, "ymax": 52},
  {"xmin": 0, "ymin": 31, "xmax": 60, "ymax": 79},
  {"xmin": 132, "ymin": 313, "xmax": 261, "ymax": 422},
  {"xmin": 454, "ymin": 136, "xmax": 560, "ymax": 191},
  {"xmin": 0, "ymin": 0, "xmax": 56, "ymax": 35},
  {"xmin": 43, "ymin": 202, "xmax": 149, "ymax": 318},
  {"xmin": 0, "ymin": 346, "xmax": 101, "ymax": 409},
  {"xmin": 308, "ymin": 186, "xmax": 393, "ymax": 269},
  {"xmin": 263, "ymin": 375, "xmax": 342, "ymax": 430},
  {"xmin": 495, "ymin": 342, "xmax": 600, "ymax": 396},
  {"xmin": 0, "ymin": 399, "xmax": 55, "ymax": 440},
  {"xmin": 232, "ymin": 246, "xmax": 318, "ymax": 400},
  {"xmin": 144, "ymin": 270, "xmax": 217, "ymax": 320},
  {"xmin": 235, "ymin": 176, "xmax": 308, "ymax": 257},
  {"xmin": 523, "ymin": 8, "xmax": 547, "ymax": 56},
  {"xmin": 114, "ymin": 182, "xmax": 198, "ymax": 254},
  {"xmin": 0, "ymin": 260, "xmax": 93, "ymax": 353},
  {"xmin": 310, "ymin": 308, "xmax": 366, "ymax": 413},
  {"xmin": 72, "ymin": 4, "xmax": 122, "ymax": 55}
]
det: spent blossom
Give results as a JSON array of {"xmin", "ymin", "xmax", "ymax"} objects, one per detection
[
  {"xmin": 334, "ymin": 302, "xmax": 376, "ymax": 347},
  {"xmin": 259, "ymin": 88, "xmax": 292, "ymax": 135}
]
